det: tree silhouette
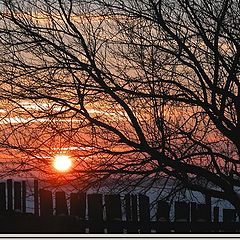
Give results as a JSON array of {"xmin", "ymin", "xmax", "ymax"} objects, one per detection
[{"xmin": 0, "ymin": 0, "xmax": 240, "ymax": 211}]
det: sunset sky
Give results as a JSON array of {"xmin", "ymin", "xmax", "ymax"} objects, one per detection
[{"xmin": 0, "ymin": 1, "xmax": 238, "ymax": 215}]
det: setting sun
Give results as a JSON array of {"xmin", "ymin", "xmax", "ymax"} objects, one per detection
[{"xmin": 53, "ymin": 155, "xmax": 72, "ymax": 172}]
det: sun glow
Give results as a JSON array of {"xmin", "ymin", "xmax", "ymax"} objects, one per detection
[{"xmin": 53, "ymin": 155, "xmax": 72, "ymax": 172}]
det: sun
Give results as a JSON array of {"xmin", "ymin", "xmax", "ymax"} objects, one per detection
[{"xmin": 53, "ymin": 155, "xmax": 72, "ymax": 172}]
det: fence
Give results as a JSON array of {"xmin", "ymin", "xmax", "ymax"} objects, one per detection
[{"xmin": 0, "ymin": 179, "xmax": 239, "ymax": 233}]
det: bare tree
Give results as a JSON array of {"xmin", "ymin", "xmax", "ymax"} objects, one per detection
[{"xmin": 0, "ymin": 0, "xmax": 240, "ymax": 210}]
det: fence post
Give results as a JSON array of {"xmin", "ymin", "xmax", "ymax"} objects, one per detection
[
  {"xmin": 125, "ymin": 194, "xmax": 138, "ymax": 233},
  {"xmin": 192, "ymin": 204, "xmax": 210, "ymax": 232},
  {"xmin": 88, "ymin": 194, "xmax": 104, "ymax": 233},
  {"xmin": 175, "ymin": 201, "xmax": 190, "ymax": 222},
  {"xmin": 105, "ymin": 194, "xmax": 122, "ymax": 233},
  {"xmin": 174, "ymin": 201, "xmax": 190, "ymax": 232},
  {"xmin": 190, "ymin": 202, "xmax": 197, "ymax": 222},
  {"xmin": 70, "ymin": 192, "xmax": 86, "ymax": 219},
  {"xmin": 156, "ymin": 200, "xmax": 170, "ymax": 233},
  {"xmin": 14, "ymin": 182, "xmax": 21, "ymax": 211},
  {"xmin": 223, "ymin": 208, "xmax": 236, "ymax": 232},
  {"xmin": 39, "ymin": 189, "xmax": 53, "ymax": 216},
  {"xmin": 223, "ymin": 208, "xmax": 237, "ymax": 222},
  {"xmin": 56, "ymin": 191, "xmax": 68, "ymax": 215},
  {"xmin": 131, "ymin": 195, "xmax": 138, "ymax": 233},
  {"xmin": 7, "ymin": 179, "xmax": 13, "ymax": 211},
  {"xmin": 205, "ymin": 195, "xmax": 211, "ymax": 222},
  {"xmin": 34, "ymin": 180, "xmax": 39, "ymax": 216},
  {"xmin": 69, "ymin": 192, "xmax": 86, "ymax": 233},
  {"xmin": 125, "ymin": 194, "xmax": 131, "ymax": 222},
  {"xmin": 22, "ymin": 181, "xmax": 26, "ymax": 214},
  {"xmin": 0, "ymin": 182, "xmax": 6, "ymax": 215},
  {"xmin": 124, "ymin": 194, "xmax": 139, "ymax": 233},
  {"xmin": 132, "ymin": 195, "xmax": 138, "ymax": 222},
  {"xmin": 190, "ymin": 202, "xmax": 197, "ymax": 232},
  {"xmin": 139, "ymin": 195, "xmax": 150, "ymax": 233},
  {"xmin": 213, "ymin": 207, "xmax": 219, "ymax": 232},
  {"xmin": 197, "ymin": 204, "xmax": 210, "ymax": 222},
  {"xmin": 213, "ymin": 207, "xmax": 219, "ymax": 223}
]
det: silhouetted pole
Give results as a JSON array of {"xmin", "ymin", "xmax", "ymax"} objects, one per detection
[
  {"xmin": 156, "ymin": 200, "xmax": 170, "ymax": 233},
  {"xmin": 14, "ymin": 182, "xmax": 21, "ymax": 211},
  {"xmin": 34, "ymin": 180, "xmax": 39, "ymax": 216},
  {"xmin": 139, "ymin": 195, "xmax": 150, "ymax": 233},
  {"xmin": 213, "ymin": 207, "xmax": 219, "ymax": 222},
  {"xmin": 70, "ymin": 192, "xmax": 86, "ymax": 233},
  {"xmin": 157, "ymin": 200, "xmax": 170, "ymax": 221},
  {"xmin": 131, "ymin": 195, "xmax": 138, "ymax": 233},
  {"xmin": 105, "ymin": 194, "xmax": 122, "ymax": 233},
  {"xmin": 105, "ymin": 194, "xmax": 122, "ymax": 220},
  {"xmin": 7, "ymin": 179, "xmax": 13, "ymax": 211},
  {"xmin": 88, "ymin": 194, "xmax": 104, "ymax": 233},
  {"xmin": 22, "ymin": 181, "xmax": 26, "ymax": 213},
  {"xmin": 131, "ymin": 195, "xmax": 138, "ymax": 222},
  {"xmin": 39, "ymin": 189, "xmax": 53, "ymax": 216},
  {"xmin": 194, "ymin": 204, "xmax": 210, "ymax": 232},
  {"xmin": 125, "ymin": 194, "xmax": 138, "ymax": 233},
  {"xmin": 56, "ymin": 191, "xmax": 68, "ymax": 215},
  {"xmin": 174, "ymin": 201, "xmax": 190, "ymax": 232},
  {"xmin": 70, "ymin": 192, "xmax": 86, "ymax": 219},
  {"xmin": 223, "ymin": 209, "xmax": 236, "ymax": 222},
  {"xmin": 0, "ymin": 182, "xmax": 6, "ymax": 214},
  {"xmin": 213, "ymin": 206, "xmax": 219, "ymax": 232},
  {"xmin": 223, "ymin": 208, "xmax": 236, "ymax": 232},
  {"xmin": 205, "ymin": 195, "xmax": 211, "ymax": 222},
  {"xmin": 175, "ymin": 201, "xmax": 190, "ymax": 222},
  {"xmin": 125, "ymin": 194, "xmax": 131, "ymax": 222},
  {"xmin": 196, "ymin": 204, "xmax": 209, "ymax": 222}
]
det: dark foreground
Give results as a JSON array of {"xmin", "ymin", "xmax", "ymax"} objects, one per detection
[
  {"xmin": 0, "ymin": 215, "xmax": 239, "ymax": 233},
  {"xmin": 0, "ymin": 179, "xmax": 239, "ymax": 233}
]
